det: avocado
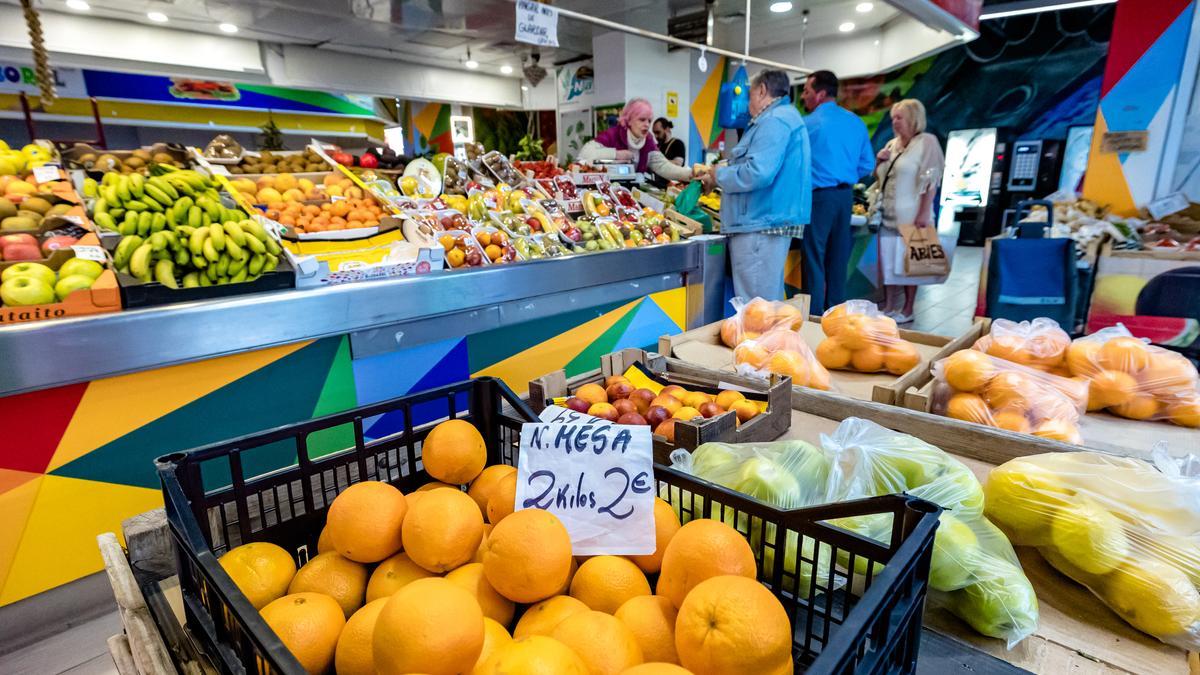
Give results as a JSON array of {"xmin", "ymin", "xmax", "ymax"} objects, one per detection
[
  {"xmin": 21, "ymin": 196, "xmax": 52, "ymax": 215},
  {"xmin": 1, "ymin": 216, "xmax": 39, "ymax": 231}
]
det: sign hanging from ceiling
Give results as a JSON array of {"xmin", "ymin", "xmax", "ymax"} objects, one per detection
[
  {"xmin": 558, "ymin": 61, "xmax": 595, "ymax": 107},
  {"xmin": 515, "ymin": 0, "xmax": 560, "ymax": 48}
]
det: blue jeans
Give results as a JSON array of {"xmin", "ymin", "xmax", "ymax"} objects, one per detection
[
  {"xmin": 728, "ymin": 231, "xmax": 792, "ymax": 301},
  {"xmin": 802, "ymin": 186, "xmax": 853, "ymax": 314}
]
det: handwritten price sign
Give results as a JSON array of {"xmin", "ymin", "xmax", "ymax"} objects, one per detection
[{"xmin": 517, "ymin": 406, "xmax": 655, "ymax": 555}]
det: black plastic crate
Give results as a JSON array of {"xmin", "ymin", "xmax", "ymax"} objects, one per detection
[{"xmin": 157, "ymin": 377, "xmax": 940, "ymax": 675}]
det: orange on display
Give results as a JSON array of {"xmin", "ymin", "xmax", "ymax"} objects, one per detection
[{"xmin": 817, "ymin": 301, "xmax": 921, "ymax": 375}]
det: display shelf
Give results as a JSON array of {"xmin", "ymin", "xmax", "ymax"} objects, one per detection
[{"xmin": 0, "ymin": 241, "xmax": 714, "ymax": 397}]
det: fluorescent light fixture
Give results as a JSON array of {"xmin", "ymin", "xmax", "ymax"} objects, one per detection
[
  {"xmin": 218, "ymin": 22, "xmax": 238, "ymax": 33},
  {"xmin": 147, "ymin": 11, "xmax": 168, "ymax": 22},
  {"xmin": 500, "ymin": 65, "xmax": 513, "ymax": 75},
  {"xmin": 769, "ymin": 2, "xmax": 793, "ymax": 13},
  {"xmin": 980, "ymin": 0, "xmax": 1116, "ymax": 20},
  {"xmin": 65, "ymin": 0, "xmax": 89, "ymax": 11},
  {"xmin": 521, "ymin": 85, "xmax": 529, "ymax": 91},
  {"xmin": 465, "ymin": 59, "xmax": 479, "ymax": 69},
  {"xmin": 856, "ymin": 2, "xmax": 874, "ymax": 12},
  {"xmin": 839, "ymin": 21, "xmax": 856, "ymax": 32}
]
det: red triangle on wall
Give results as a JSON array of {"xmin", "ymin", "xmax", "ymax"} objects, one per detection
[{"xmin": 0, "ymin": 383, "xmax": 88, "ymax": 474}]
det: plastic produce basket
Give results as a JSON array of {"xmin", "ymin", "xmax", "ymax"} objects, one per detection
[{"xmin": 157, "ymin": 377, "xmax": 940, "ymax": 675}]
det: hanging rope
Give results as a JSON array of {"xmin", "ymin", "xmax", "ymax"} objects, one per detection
[{"xmin": 21, "ymin": 0, "xmax": 56, "ymax": 106}]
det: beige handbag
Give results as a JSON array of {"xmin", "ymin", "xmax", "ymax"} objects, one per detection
[{"xmin": 899, "ymin": 223, "xmax": 950, "ymax": 276}]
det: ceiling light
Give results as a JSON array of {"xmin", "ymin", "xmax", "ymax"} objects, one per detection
[
  {"xmin": 218, "ymin": 23, "xmax": 238, "ymax": 33},
  {"xmin": 839, "ymin": 21, "xmax": 856, "ymax": 32},
  {"xmin": 65, "ymin": 0, "xmax": 89, "ymax": 11},
  {"xmin": 856, "ymin": 2, "xmax": 874, "ymax": 12},
  {"xmin": 769, "ymin": 2, "xmax": 793, "ymax": 13},
  {"xmin": 521, "ymin": 85, "xmax": 529, "ymax": 91},
  {"xmin": 465, "ymin": 59, "xmax": 479, "ymax": 69},
  {"xmin": 980, "ymin": 0, "xmax": 1116, "ymax": 20},
  {"xmin": 147, "ymin": 11, "xmax": 168, "ymax": 22},
  {"xmin": 500, "ymin": 65, "xmax": 513, "ymax": 75}
]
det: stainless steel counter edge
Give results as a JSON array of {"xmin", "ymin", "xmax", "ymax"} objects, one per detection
[{"xmin": 0, "ymin": 241, "xmax": 707, "ymax": 396}]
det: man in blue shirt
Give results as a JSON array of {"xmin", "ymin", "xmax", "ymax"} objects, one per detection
[{"xmin": 800, "ymin": 70, "xmax": 874, "ymax": 313}]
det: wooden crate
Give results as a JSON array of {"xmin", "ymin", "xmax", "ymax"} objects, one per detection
[
  {"xmin": 763, "ymin": 390, "xmax": 1191, "ymax": 674},
  {"xmin": 527, "ymin": 348, "xmax": 792, "ymax": 464},
  {"xmin": 658, "ymin": 295, "xmax": 983, "ymax": 405}
]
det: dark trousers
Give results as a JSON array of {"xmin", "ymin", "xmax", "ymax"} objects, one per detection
[{"xmin": 802, "ymin": 186, "xmax": 854, "ymax": 314}]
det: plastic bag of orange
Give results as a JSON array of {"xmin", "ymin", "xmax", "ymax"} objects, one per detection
[
  {"xmin": 734, "ymin": 329, "xmax": 831, "ymax": 390},
  {"xmin": 931, "ymin": 350, "xmax": 1088, "ymax": 443},
  {"xmin": 718, "ymin": 297, "xmax": 805, "ymax": 348},
  {"xmin": 985, "ymin": 450, "xmax": 1200, "ymax": 649},
  {"xmin": 1063, "ymin": 325, "xmax": 1199, "ymax": 427},
  {"xmin": 972, "ymin": 318, "xmax": 1072, "ymax": 374},
  {"xmin": 816, "ymin": 300, "xmax": 921, "ymax": 375}
]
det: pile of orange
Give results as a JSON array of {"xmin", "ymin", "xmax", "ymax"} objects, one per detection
[
  {"xmin": 972, "ymin": 318, "xmax": 1072, "ymax": 374},
  {"xmin": 217, "ymin": 418, "xmax": 795, "ymax": 674},
  {"xmin": 734, "ymin": 329, "xmax": 830, "ymax": 390},
  {"xmin": 567, "ymin": 375, "xmax": 763, "ymax": 445},
  {"xmin": 268, "ymin": 195, "xmax": 385, "ymax": 234},
  {"xmin": 719, "ymin": 297, "xmax": 804, "ymax": 347},
  {"xmin": 816, "ymin": 302, "xmax": 921, "ymax": 375},
  {"xmin": 1064, "ymin": 334, "xmax": 1200, "ymax": 427},
  {"xmin": 936, "ymin": 349, "xmax": 1087, "ymax": 443}
]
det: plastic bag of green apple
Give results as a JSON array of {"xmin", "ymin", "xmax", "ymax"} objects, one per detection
[
  {"xmin": 821, "ymin": 417, "xmax": 1039, "ymax": 647},
  {"xmin": 668, "ymin": 440, "xmax": 839, "ymax": 596},
  {"xmin": 985, "ymin": 450, "xmax": 1200, "ymax": 649}
]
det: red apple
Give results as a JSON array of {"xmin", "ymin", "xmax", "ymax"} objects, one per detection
[
  {"xmin": 698, "ymin": 402, "xmax": 726, "ymax": 419},
  {"xmin": 613, "ymin": 399, "xmax": 638, "ymax": 417},
  {"xmin": 645, "ymin": 405, "xmax": 671, "ymax": 429},
  {"xmin": 41, "ymin": 235, "xmax": 78, "ymax": 255},
  {"xmin": 616, "ymin": 412, "xmax": 648, "ymax": 426},
  {"xmin": 0, "ymin": 233, "xmax": 37, "ymax": 251},
  {"xmin": 654, "ymin": 418, "xmax": 677, "ymax": 443},
  {"xmin": 2, "ymin": 243, "xmax": 42, "ymax": 261},
  {"xmin": 587, "ymin": 402, "xmax": 619, "ymax": 422},
  {"xmin": 629, "ymin": 388, "xmax": 656, "ymax": 415},
  {"xmin": 606, "ymin": 382, "xmax": 634, "ymax": 401},
  {"xmin": 565, "ymin": 396, "xmax": 591, "ymax": 413}
]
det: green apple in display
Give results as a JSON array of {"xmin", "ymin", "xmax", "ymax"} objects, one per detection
[
  {"xmin": 734, "ymin": 457, "xmax": 804, "ymax": 507},
  {"xmin": 929, "ymin": 513, "xmax": 980, "ymax": 591},
  {"xmin": 1, "ymin": 275, "xmax": 56, "ymax": 306},
  {"xmin": 950, "ymin": 560, "xmax": 1039, "ymax": 641},
  {"xmin": 1, "ymin": 261, "xmax": 55, "ymax": 286},
  {"xmin": 54, "ymin": 274, "xmax": 95, "ymax": 301},
  {"xmin": 58, "ymin": 257, "xmax": 104, "ymax": 280}
]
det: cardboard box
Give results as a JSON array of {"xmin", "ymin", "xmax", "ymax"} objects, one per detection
[
  {"xmin": 658, "ymin": 295, "xmax": 981, "ymax": 405},
  {"xmin": 528, "ymin": 348, "xmax": 792, "ymax": 464},
  {"xmin": 0, "ymin": 245, "xmax": 122, "ymax": 324}
]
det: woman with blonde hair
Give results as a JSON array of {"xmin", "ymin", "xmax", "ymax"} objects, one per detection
[
  {"xmin": 871, "ymin": 98, "xmax": 946, "ymax": 323},
  {"xmin": 579, "ymin": 97, "xmax": 695, "ymax": 182}
]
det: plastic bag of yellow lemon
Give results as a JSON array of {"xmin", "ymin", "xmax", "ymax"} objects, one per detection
[
  {"xmin": 1062, "ymin": 324, "xmax": 1199, "ymax": 427},
  {"xmin": 985, "ymin": 451, "xmax": 1200, "ymax": 649}
]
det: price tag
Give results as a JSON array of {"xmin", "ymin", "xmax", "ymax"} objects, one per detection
[
  {"xmin": 515, "ymin": 0, "xmax": 559, "ymax": 47},
  {"xmin": 517, "ymin": 413, "xmax": 655, "ymax": 555},
  {"xmin": 60, "ymin": 215, "xmax": 84, "ymax": 225},
  {"xmin": 32, "ymin": 164, "xmax": 61, "ymax": 183},
  {"xmin": 70, "ymin": 245, "xmax": 107, "ymax": 262},
  {"xmin": 209, "ymin": 164, "xmax": 231, "ymax": 177},
  {"xmin": 1147, "ymin": 192, "xmax": 1190, "ymax": 220}
]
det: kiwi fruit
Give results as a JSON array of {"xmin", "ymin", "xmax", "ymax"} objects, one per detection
[
  {"xmin": 124, "ymin": 156, "xmax": 146, "ymax": 169},
  {"xmin": 94, "ymin": 154, "xmax": 122, "ymax": 170},
  {"xmin": 76, "ymin": 152, "xmax": 97, "ymax": 167}
]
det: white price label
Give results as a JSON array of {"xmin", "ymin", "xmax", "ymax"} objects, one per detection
[
  {"xmin": 60, "ymin": 215, "xmax": 84, "ymax": 225},
  {"xmin": 32, "ymin": 164, "xmax": 61, "ymax": 183},
  {"xmin": 517, "ymin": 414, "xmax": 655, "ymax": 556},
  {"xmin": 515, "ymin": 0, "xmax": 559, "ymax": 47},
  {"xmin": 209, "ymin": 164, "xmax": 231, "ymax": 177},
  {"xmin": 1147, "ymin": 192, "xmax": 1190, "ymax": 220},
  {"xmin": 70, "ymin": 245, "xmax": 107, "ymax": 262}
]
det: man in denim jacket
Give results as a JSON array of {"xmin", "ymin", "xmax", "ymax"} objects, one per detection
[{"xmin": 701, "ymin": 69, "xmax": 812, "ymax": 301}]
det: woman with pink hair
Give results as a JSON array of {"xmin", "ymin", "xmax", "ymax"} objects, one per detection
[{"xmin": 579, "ymin": 98, "xmax": 694, "ymax": 182}]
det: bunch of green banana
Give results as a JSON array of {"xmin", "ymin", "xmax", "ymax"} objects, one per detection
[
  {"xmin": 90, "ymin": 168, "xmax": 248, "ymax": 235},
  {"xmin": 112, "ymin": 218, "xmax": 282, "ymax": 288}
]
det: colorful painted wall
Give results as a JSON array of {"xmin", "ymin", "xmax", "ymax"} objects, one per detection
[
  {"xmin": 1082, "ymin": 0, "xmax": 1197, "ymax": 215},
  {"xmin": 0, "ymin": 288, "xmax": 684, "ymax": 606},
  {"xmin": 403, "ymin": 100, "xmax": 453, "ymax": 155}
]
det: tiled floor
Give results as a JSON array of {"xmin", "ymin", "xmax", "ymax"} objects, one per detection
[
  {"xmin": 904, "ymin": 246, "xmax": 983, "ymax": 337},
  {"xmin": 0, "ymin": 610, "xmax": 120, "ymax": 675}
]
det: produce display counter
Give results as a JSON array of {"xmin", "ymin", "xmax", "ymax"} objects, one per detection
[{"xmin": 0, "ymin": 239, "xmax": 722, "ymax": 607}]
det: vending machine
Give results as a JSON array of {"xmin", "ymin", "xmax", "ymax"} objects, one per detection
[{"xmin": 954, "ymin": 131, "xmax": 1065, "ymax": 245}]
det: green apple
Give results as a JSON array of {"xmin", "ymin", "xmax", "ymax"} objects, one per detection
[
  {"xmin": 909, "ymin": 463, "xmax": 985, "ymax": 521},
  {"xmin": 690, "ymin": 443, "xmax": 741, "ymax": 481},
  {"xmin": 777, "ymin": 440, "xmax": 831, "ymax": 496},
  {"xmin": 58, "ymin": 257, "xmax": 104, "ymax": 280},
  {"xmin": 950, "ymin": 561, "xmax": 1039, "ymax": 643},
  {"xmin": 54, "ymin": 274, "xmax": 95, "ymax": 301},
  {"xmin": 929, "ymin": 513, "xmax": 981, "ymax": 591},
  {"xmin": 1, "ymin": 275, "xmax": 55, "ymax": 306},
  {"xmin": 1, "ymin": 261, "xmax": 55, "ymax": 286},
  {"xmin": 734, "ymin": 456, "xmax": 804, "ymax": 508}
]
